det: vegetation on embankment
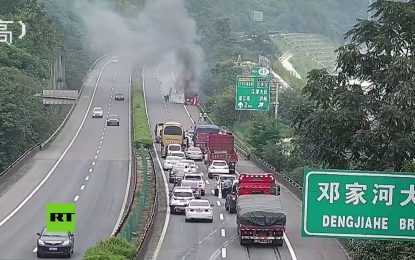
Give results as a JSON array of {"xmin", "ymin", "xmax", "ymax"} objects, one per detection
[
  {"xmin": 132, "ymin": 70, "xmax": 152, "ymax": 149},
  {"xmin": 83, "ymin": 236, "xmax": 135, "ymax": 260}
]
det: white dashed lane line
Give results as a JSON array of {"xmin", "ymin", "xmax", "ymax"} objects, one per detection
[
  {"xmin": 80, "ymin": 185, "xmax": 85, "ymax": 190},
  {"xmin": 85, "ymin": 176, "xmax": 90, "ymax": 181},
  {"xmin": 92, "ymin": 162, "xmax": 96, "ymax": 166},
  {"xmin": 94, "ymin": 155, "xmax": 98, "ymax": 159},
  {"xmin": 33, "ymin": 247, "xmax": 37, "ymax": 253},
  {"xmin": 74, "ymin": 196, "xmax": 79, "ymax": 202},
  {"xmin": 216, "ymin": 201, "xmax": 221, "ymax": 206},
  {"xmin": 211, "ymin": 190, "xmax": 215, "ymax": 195},
  {"xmin": 96, "ymin": 150, "xmax": 100, "ymax": 154},
  {"xmin": 205, "ymin": 180, "xmax": 210, "ymax": 185},
  {"xmin": 221, "ymin": 248, "xmax": 227, "ymax": 258},
  {"xmin": 88, "ymin": 168, "xmax": 93, "ymax": 173},
  {"xmin": 220, "ymin": 214, "xmax": 224, "ymax": 220},
  {"xmin": 98, "ymin": 145, "xmax": 102, "ymax": 149},
  {"xmin": 99, "ymin": 140, "xmax": 103, "ymax": 144},
  {"xmin": 221, "ymin": 229, "xmax": 226, "ymax": 237}
]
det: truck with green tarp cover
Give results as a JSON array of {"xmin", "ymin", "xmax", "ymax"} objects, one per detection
[{"xmin": 236, "ymin": 194, "xmax": 286, "ymax": 246}]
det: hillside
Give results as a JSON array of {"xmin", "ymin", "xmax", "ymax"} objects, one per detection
[{"xmin": 187, "ymin": 0, "xmax": 367, "ymax": 43}]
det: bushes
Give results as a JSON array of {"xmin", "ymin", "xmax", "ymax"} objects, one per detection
[
  {"xmin": 83, "ymin": 237, "xmax": 135, "ymax": 260},
  {"xmin": 132, "ymin": 80, "xmax": 152, "ymax": 149}
]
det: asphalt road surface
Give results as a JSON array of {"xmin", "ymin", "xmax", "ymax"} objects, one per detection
[
  {"xmin": 143, "ymin": 60, "xmax": 349, "ymax": 260},
  {"xmin": 0, "ymin": 55, "xmax": 132, "ymax": 259}
]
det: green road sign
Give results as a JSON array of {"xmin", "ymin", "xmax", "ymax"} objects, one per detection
[
  {"xmin": 235, "ymin": 75, "xmax": 270, "ymax": 111},
  {"xmin": 302, "ymin": 169, "xmax": 415, "ymax": 240},
  {"xmin": 251, "ymin": 67, "xmax": 270, "ymax": 77}
]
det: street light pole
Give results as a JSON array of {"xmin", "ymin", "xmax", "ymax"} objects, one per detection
[{"xmin": 275, "ymin": 81, "xmax": 279, "ymax": 118}]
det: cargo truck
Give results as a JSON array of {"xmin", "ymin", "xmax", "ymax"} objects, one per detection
[
  {"xmin": 205, "ymin": 133, "xmax": 238, "ymax": 174},
  {"xmin": 237, "ymin": 194, "xmax": 286, "ymax": 246},
  {"xmin": 192, "ymin": 123, "xmax": 220, "ymax": 153},
  {"xmin": 225, "ymin": 173, "xmax": 280, "ymax": 213}
]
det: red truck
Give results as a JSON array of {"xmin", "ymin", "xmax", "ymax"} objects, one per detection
[
  {"xmin": 205, "ymin": 133, "xmax": 238, "ymax": 174},
  {"xmin": 192, "ymin": 123, "xmax": 220, "ymax": 152},
  {"xmin": 225, "ymin": 173, "xmax": 280, "ymax": 213},
  {"xmin": 237, "ymin": 194, "xmax": 286, "ymax": 246}
]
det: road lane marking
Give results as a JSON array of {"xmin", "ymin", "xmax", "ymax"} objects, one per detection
[
  {"xmin": 221, "ymin": 248, "xmax": 226, "ymax": 258},
  {"xmin": 183, "ymin": 104, "xmax": 194, "ymax": 124},
  {"xmin": 80, "ymin": 185, "xmax": 85, "ymax": 190},
  {"xmin": 89, "ymin": 168, "xmax": 93, "ymax": 173},
  {"xmin": 221, "ymin": 229, "xmax": 226, "ymax": 237},
  {"xmin": 0, "ymin": 58, "xmax": 113, "ymax": 228},
  {"xmin": 99, "ymin": 140, "xmax": 103, "ymax": 144},
  {"xmin": 98, "ymin": 145, "xmax": 102, "ymax": 149},
  {"xmin": 220, "ymin": 214, "xmax": 224, "ymax": 220},
  {"xmin": 205, "ymin": 180, "xmax": 210, "ymax": 185},
  {"xmin": 96, "ymin": 150, "xmax": 100, "ymax": 154},
  {"xmin": 208, "ymin": 234, "xmax": 237, "ymax": 260},
  {"xmin": 104, "ymin": 127, "xmax": 106, "ymax": 131},
  {"xmin": 74, "ymin": 196, "xmax": 79, "ymax": 202},
  {"xmin": 112, "ymin": 69, "xmax": 133, "ymax": 236},
  {"xmin": 85, "ymin": 176, "xmax": 90, "ymax": 181},
  {"xmin": 101, "ymin": 136, "xmax": 104, "ymax": 140},
  {"xmin": 92, "ymin": 162, "xmax": 96, "ymax": 166},
  {"xmin": 211, "ymin": 190, "xmax": 215, "ymax": 195},
  {"xmin": 33, "ymin": 247, "xmax": 37, "ymax": 253},
  {"xmin": 216, "ymin": 201, "xmax": 221, "ymax": 206},
  {"xmin": 284, "ymin": 233, "xmax": 298, "ymax": 260},
  {"xmin": 94, "ymin": 155, "xmax": 98, "ymax": 159}
]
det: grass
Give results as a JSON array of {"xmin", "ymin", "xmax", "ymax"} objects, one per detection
[
  {"xmin": 83, "ymin": 236, "xmax": 135, "ymax": 260},
  {"xmin": 132, "ymin": 77, "xmax": 152, "ymax": 149},
  {"xmin": 271, "ymin": 34, "xmax": 338, "ymax": 81}
]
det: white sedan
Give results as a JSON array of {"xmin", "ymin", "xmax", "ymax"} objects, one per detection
[
  {"xmin": 181, "ymin": 159, "xmax": 198, "ymax": 173},
  {"xmin": 185, "ymin": 147, "xmax": 203, "ymax": 160},
  {"xmin": 170, "ymin": 151, "xmax": 185, "ymax": 160},
  {"xmin": 185, "ymin": 199, "xmax": 213, "ymax": 222},
  {"xmin": 163, "ymin": 156, "xmax": 182, "ymax": 170},
  {"xmin": 207, "ymin": 160, "xmax": 230, "ymax": 179}
]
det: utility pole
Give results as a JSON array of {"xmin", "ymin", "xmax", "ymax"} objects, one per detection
[{"xmin": 274, "ymin": 81, "xmax": 279, "ymax": 118}]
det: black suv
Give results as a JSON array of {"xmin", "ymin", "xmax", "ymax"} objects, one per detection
[
  {"xmin": 36, "ymin": 227, "xmax": 74, "ymax": 258},
  {"xmin": 114, "ymin": 92, "xmax": 125, "ymax": 101}
]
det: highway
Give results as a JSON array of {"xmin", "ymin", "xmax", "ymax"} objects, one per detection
[
  {"xmin": 0, "ymin": 55, "xmax": 132, "ymax": 259},
  {"xmin": 143, "ymin": 60, "xmax": 350, "ymax": 260}
]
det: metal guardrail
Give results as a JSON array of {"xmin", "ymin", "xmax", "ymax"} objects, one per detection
[{"xmin": 0, "ymin": 144, "xmax": 40, "ymax": 178}]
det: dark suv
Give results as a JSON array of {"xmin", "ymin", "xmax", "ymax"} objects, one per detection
[{"xmin": 36, "ymin": 227, "xmax": 74, "ymax": 258}]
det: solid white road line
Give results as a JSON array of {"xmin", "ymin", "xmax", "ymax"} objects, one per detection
[
  {"xmin": 85, "ymin": 176, "xmax": 90, "ymax": 181},
  {"xmin": 221, "ymin": 229, "xmax": 226, "ymax": 237},
  {"xmin": 220, "ymin": 214, "xmax": 224, "ymax": 220},
  {"xmin": 284, "ymin": 232, "xmax": 299, "ymax": 260},
  {"xmin": 183, "ymin": 104, "xmax": 194, "ymax": 124},
  {"xmin": 111, "ymin": 70, "xmax": 132, "ymax": 236},
  {"xmin": 216, "ymin": 201, "xmax": 221, "ymax": 206},
  {"xmin": 145, "ymin": 67, "xmax": 171, "ymax": 260},
  {"xmin": 74, "ymin": 196, "xmax": 79, "ymax": 202},
  {"xmin": 221, "ymin": 248, "xmax": 227, "ymax": 258},
  {"xmin": 80, "ymin": 185, "xmax": 85, "ymax": 190},
  {"xmin": 0, "ymin": 58, "xmax": 113, "ymax": 228}
]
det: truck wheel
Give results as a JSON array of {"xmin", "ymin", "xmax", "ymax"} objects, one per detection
[
  {"xmin": 201, "ymin": 190, "xmax": 205, "ymax": 196},
  {"xmin": 230, "ymin": 208, "xmax": 236, "ymax": 214},
  {"xmin": 169, "ymin": 178, "xmax": 174, "ymax": 183},
  {"xmin": 240, "ymin": 237, "xmax": 247, "ymax": 245},
  {"xmin": 214, "ymin": 189, "xmax": 219, "ymax": 196},
  {"xmin": 273, "ymin": 239, "xmax": 284, "ymax": 246},
  {"xmin": 170, "ymin": 206, "xmax": 175, "ymax": 214}
]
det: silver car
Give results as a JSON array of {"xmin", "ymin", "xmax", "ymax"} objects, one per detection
[
  {"xmin": 185, "ymin": 147, "xmax": 203, "ymax": 160},
  {"xmin": 92, "ymin": 107, "xmax": 103, "ymax": 118}
]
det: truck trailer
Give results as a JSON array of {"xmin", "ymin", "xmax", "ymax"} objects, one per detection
[
  {"xmin": 237, "ymin": 194, "xmax": 286, "ymax": 246},
  {"xmin": 205, "ymin": 133, "xmax": 238, "ymax": 174}
]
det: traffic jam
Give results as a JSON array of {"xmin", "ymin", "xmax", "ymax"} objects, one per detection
[{"xmin": 155, "ymin": 119, "xmax": 286, "ymax": 246}]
